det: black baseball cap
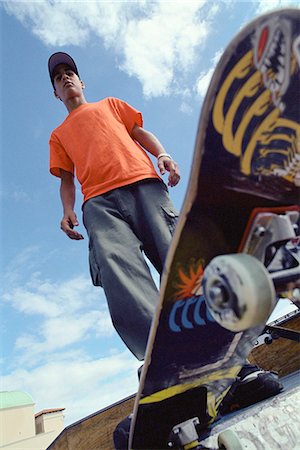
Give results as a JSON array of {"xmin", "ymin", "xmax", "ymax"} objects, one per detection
[{"xmin": 48, "ymin": 52, "xmax": 80, "ymax": 86}]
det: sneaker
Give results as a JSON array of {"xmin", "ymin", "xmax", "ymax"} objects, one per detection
[{"xmin": 220, "ymin": 363, "xmax": 283, "ymax": 414}]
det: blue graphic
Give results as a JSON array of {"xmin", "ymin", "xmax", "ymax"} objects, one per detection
[{"xmin": 169, "ymin": 295, "xmax": 215, "ymax": 332}]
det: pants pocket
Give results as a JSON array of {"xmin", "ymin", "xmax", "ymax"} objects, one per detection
[
  {"xmin": 88, "ymin": 240, "xmax": 103, "ymax": 287},
  {"xmin": 161, "ymin": 205, "xmax": 179, "ymax": 235}
]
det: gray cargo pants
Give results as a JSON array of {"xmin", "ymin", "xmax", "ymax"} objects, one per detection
[{"xmin": 82, "ymin": 179, "xmax": 178, "ymax": 360}]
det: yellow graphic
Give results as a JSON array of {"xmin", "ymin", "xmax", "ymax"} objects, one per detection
[
  {"xmin": 213, "ymin": 51, "xmax": 253, "ymax": 137},
  {"xmin": 206, "ymin": 388, "xmax": 231, "ymax": 422},
  {"xmin": 212, "ymin": 34, "xmax": 300, "ymax": 184},
  {"xmin": 184, "ymin": 441, "xmax": 199, "ymax": 450},
  {"xmin": 139, "ymin": 366, "xmax": 241, "ymax": 421},
  {"xmin": 173, "ymin": 259, "xmax": 204, "ymax": 299}
]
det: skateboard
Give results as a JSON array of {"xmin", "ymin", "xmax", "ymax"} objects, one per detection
[{"xmin": 129, "ymin": 8, "xmax": 300, "ymax": 450}]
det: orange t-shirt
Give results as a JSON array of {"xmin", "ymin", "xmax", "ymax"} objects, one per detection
[{"xmin": 49, "ymin": 97, "xmax": 160, "ymax": 203}]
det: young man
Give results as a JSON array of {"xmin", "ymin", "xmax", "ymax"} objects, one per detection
[
  {"xmin": 48, "ymin": 52, "xmax": 283, "ymax": 446},
  {"xmin": 48, "ymin": 52, "xmax": 180, "ymax": 360}
]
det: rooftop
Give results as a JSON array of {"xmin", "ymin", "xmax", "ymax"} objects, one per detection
[
  {"xmin": 35, "ymin": 408, "xmax": 65, "ymax": 418},
  {"xmin": 0, "ymin": 391, "xmax": 34, "ymax": 409}
]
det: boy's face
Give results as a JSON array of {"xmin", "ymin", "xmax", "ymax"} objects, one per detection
[{"xmin": 53, "ymin": 64, "xmax": 84, "ymax": 103}]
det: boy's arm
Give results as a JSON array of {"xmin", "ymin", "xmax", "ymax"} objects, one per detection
[
  {"xmin": 59, "ymin": 169, "xmax": 84, "ymax": 240},
  {"xmin": 131, "ymin": 124, "xmax": 180, "ymax": 187}
]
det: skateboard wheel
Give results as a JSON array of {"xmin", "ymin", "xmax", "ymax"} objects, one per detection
[
  {"xmin": 203, "ymin": 254, "xmax": 276, "ymax": 331},
  {"xmin": 218, "ymin": 430, "xmax": 242, "ymax": 450}
]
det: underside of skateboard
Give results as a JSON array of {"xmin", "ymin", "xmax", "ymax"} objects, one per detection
[
  {"xmin": 129, "ymin": 209, "xmax": 299, "ymax": 450},
  {"xmin": 165, "ymin": 210, "xmax": 299, "ymax": 450}
]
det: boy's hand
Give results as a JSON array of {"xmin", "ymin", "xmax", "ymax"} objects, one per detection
[
  {"xmin": 60, "ymin": 211, "xmax": 84, "ymax": 240},
  {"xmin": 157, "ymin": 156, "xmax": 181, "ymax": 187}
]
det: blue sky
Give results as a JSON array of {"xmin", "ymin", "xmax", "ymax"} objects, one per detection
[{"xmin": 1, "ymin": 0, "xmax": 299, "ymax": 426}]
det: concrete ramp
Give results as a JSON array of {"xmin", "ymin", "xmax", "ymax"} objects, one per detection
[{"xmin": 201, "ymin": 371, "xmax": 300, "ymax": 450}]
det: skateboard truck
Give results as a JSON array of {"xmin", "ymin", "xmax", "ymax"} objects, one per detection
[
  {"xmin": 202, "ymin": 210, "xmax": 300, "ymax": 331},
  {"xmin": 241, "ymin": 210, "xmax": 300, "ymax": 290},
  {"xmin": 168, "ymin": 417, "xmax": 200, "ymax": 449},
  {"xmin": 168, "ymin": 417, "xmax": 243, "ymax": 449}
]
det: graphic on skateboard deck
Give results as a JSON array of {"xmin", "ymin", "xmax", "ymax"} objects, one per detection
[{"xmin": 129, "ymin": 8, "xmax": 300, "ymax": 450}]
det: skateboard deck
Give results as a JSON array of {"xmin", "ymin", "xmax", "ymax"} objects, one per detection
[{"xmin": 129, "ymin": 8, "xmax": 300, "ymax": 450}]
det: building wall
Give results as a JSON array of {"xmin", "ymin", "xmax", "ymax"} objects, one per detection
[
  {"xmin": 39, "ymin": 412, "xmax": 65, "ymax": 435},
  {"xmin": 0, "ymin": 405, "xmax": 35, "ymax": 446},
  {"xmin": 0, "ymin": 398, "xmax": 65, "ymax": 450},
  {"xmin": 48, "ymin": 396, "xmax": 135, "ymax": 450},
  {"xmin": 249, "ymin": 313, "xmax": 300, "ymax": 377},
  {"xmin": 0, "ymin": 430, "xmax": 62, "ymax": 450}
]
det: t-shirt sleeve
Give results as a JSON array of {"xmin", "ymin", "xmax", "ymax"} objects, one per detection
[
  {"xmin": 109, "ymin": 97, "xmax": 143, "ymax": 135},
  {"xmin": 49, "ymin": 132, "xmax": 74, "ymax": 178}
]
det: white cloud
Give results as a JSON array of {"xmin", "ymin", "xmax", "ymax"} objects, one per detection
[
  {"xmin": 1, "ymin": 244, "xmax": 147, "ymax": 425},
  {"xmin": 0, "ymin": 186, "xmax": 33, "ymax": 204},
  {"xmin": 253, "ymin": 0, "xmax": 300, "ymax": 14},
  {"xmin": 2, "ymin": 246, "xmax": 42, "ymax": 287},
  {"xmin": 1, "ymin": 352, "xmax": 140, "ymax": 425},
  {"xmin": 120, "ymin": 1, "xmax": 211, "ymax": 97},
  {"xmin": 195, "ymin": 66, "xmax": 215, "ymax": 99},
  {"xmin": 3, "ymin": 0, "xmax": 220, "ymax": 97},
  {"xmin": 1, "ymin": 246, "xmax": 138, "ymax": 424},
  {"xmin": 3, "ymin": 0, "xmax": 300, "ymax": 100},
  {"xmin": 2, "ymin": 247, "xmax": 115, "ymax": 367},
  {"xmin": 3, "ymin": 1, "xmax": 90, "ymax": 46},
  {"xmin": 195, "ymin": 49, "xmax": 223, "ymax": 98},
  {"xmin": 14, "ymin": 308, "xmax": 113, "ymax": 365},
  {"xmin": 180, "ymin": 102, "xmax": 194, "ymax": 115},
  {"xmin": 3, "ymin": 277, "xmax": 114, "ymax": 367},
  {"xmin": 3, "ymin": 272, "xmax": 102, "ymax": 317}
]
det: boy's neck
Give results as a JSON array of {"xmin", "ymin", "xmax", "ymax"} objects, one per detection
[{"xmin": 65, "ymin": 96, "xmax": 88, "ymax": 113}]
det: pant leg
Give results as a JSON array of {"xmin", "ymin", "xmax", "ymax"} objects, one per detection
[
  {"xmin": 83, "ymin": 192, "xmax": 160, "ymax": 360},
  {"xmin": 128, "ymin": 180, "xmax": 178, "ymax": 273},
  {"xmin": 113, "ymin": 414, "xmax": 132, "ymax": 450},
  {"xmin": 82, "ymin": 180, "xmax": 178, "ymax": 360}
]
